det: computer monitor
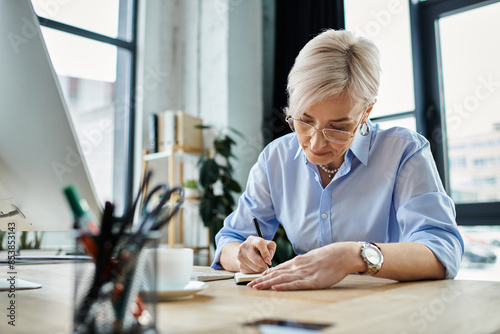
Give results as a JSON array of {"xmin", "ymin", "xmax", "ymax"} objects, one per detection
[{"xmin": 0, "ymin": 0, "xmax": 102, "ymax": 232}]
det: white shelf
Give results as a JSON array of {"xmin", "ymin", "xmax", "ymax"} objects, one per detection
[
  {"xmin": 142, "ymin": 144, "xmax": 209, "ymax": 265},
  {"xmin": 143, "ymin": 150, "xmax": 175, "ymax": 161},
  {"xmin": 144, "ymin": 145, "xmax": 204, "ymax": 162}
]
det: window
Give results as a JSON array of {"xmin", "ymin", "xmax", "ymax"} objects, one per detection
[
  {"xmin": 32, "ymin": 0, "xmax": 123, "ymax": 38},
  {"xmin": 344, "ymin": 0, "xmax": 417, "ymax": 130},
  {"xmin": 473, "ymin": 158, "xmax": 496, "ymax": 169},
  {"xmin": 437, "ymin": 2, "xmax": 500, "ymax": 204},
  {"xmin": 449, "ymin": 157, "xmax": 467, "ymax": 170},
  {"xmin": 30, "ymin": 0, "xmax": 137, "ymax": 213},
  {"xmin": 375, "ymin": 117, "xmax": 416, "ymax": 132},
  {"xmin": 420, "ymin": 0, "xmax": 500, "ymax": 224},
  {"xmin": 346, "ymin": 0, "xmax": 500, "ymax": 224}
]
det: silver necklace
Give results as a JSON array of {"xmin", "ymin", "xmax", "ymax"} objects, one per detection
[{"xmin": 319, "ymin": 165, "xmax": 339, "ymax": 178}]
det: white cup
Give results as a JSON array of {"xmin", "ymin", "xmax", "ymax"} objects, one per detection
[{"xmin": 156, "ymin": 248, "xmax": 193, "ymax": 291}]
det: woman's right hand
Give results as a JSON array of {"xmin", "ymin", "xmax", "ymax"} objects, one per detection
[{"xmin": 237, "ymin": 236, "xmax": 276, "ymax": 274}]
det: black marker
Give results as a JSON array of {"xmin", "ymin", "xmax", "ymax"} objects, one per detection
[{"xmin": 252, "ymin": 217, "xmax": 272, "ymax": 268}]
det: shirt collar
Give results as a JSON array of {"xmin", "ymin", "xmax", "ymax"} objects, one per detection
[
  {"xmin": 291, "ymin": 119, "xmax": 373, "ymax": 166},
  {"xmin": 293, "ymin": 143, "xmax": 303, "ymax": 161},
  {"xmin": 348, "ymin": 119, "xmax": 372, "ymax": 166}
]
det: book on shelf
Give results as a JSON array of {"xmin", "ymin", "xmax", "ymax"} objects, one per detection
[
  {"xmin": 148, "ymin": 110, "xmax": 204, "ymax": 154},
  {"xmin": 175, "ymin": 111, "xmax": 203, "ymax": 149},
  {"xmin": 157, "ymin": 110, "xmax": 176, "ymax": 152},
  {"xmin": 147, "ymin": 113, "xmax": 158, "ymax": 153}
]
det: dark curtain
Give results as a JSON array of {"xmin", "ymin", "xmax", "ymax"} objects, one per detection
[{"xmin": 263, "ymin": 0, "xmax": 345, "ymax": 145}]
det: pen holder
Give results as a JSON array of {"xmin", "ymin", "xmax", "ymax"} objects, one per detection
[{"xmin": 73, "ymin": 231, "xmax": 161, "ymax": 334}]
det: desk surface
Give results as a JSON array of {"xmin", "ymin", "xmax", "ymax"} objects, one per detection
[{"xmin": 1, "ymin": 264, "xmax": 500, "ymax": 334}]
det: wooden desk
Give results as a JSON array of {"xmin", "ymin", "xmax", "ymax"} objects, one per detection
[{"xmin": 2, "ymin": 264, "xmax": 500, "ymax": 333}]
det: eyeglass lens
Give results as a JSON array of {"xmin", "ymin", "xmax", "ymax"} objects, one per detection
[{"xmin": 290, "ymin": 119, "xmax": 351, "ymax": 143}]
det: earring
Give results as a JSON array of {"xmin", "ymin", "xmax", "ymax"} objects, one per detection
[{"xmin": 359, "ymin": 123, "xmax": 370, "ymax": 136}]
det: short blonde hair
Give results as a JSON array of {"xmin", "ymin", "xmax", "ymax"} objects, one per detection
[{"xmin": 285, "ymin": 29, "xmax": 381, "ymax": 117}]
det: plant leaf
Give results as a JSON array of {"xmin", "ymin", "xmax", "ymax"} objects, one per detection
[
  {"xmin": 220, "ymin": 164, "xmax": 233, "ymax": 175},
  {"xmin": 222, "ymin": 191, "xmax": 235, "ymax": 208},
  {"xmin": 224, "ymin": 135, "xmax": 236, "ymax": 145},
  {"xmin": 199, "ymin": 159, "xmax": 219, "ymax": 187},
  {"xmin": 214, "ymin": 140, "xmax": 231, "ymax": 158},
  {"xmin": 199, "ymin": 196, "xmax": 217, "ymax": 222},
  {"xmin": 199, "ymin": 203, "xmax": 211, "ymax": 222},
  {"xmin": 227, "ymin": 178, "xmax": 242, "ymax": 192},
  {"xmin": 197, "ymin": 149, "xmax": 208, "ymax": 166},
  {"xmin": 216, "ymin": 196, "xmax": 229, "ymax": 212}
]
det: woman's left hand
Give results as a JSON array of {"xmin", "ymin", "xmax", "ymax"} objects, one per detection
[{"xmin": 247, "ymin": 241, "xmax": 365, "ymax": 291}]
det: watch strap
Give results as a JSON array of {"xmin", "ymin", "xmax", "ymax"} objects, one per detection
[{"xmin": 358, "ymin": 241, "xmax": 383, "ymax": 276}]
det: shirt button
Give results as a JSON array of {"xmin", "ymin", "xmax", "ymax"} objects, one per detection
[{"xmin": 322, "ymin": 213, "xmax": 328, "ymax": 219}]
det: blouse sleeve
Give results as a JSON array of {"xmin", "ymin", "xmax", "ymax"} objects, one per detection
[
  {"xmin": 393, "ymin": 137, "xmax": 464, "ymax": 278},
  {"xmin": 211, "ymin": 149, "xmax": 280, "ymax": 270}
]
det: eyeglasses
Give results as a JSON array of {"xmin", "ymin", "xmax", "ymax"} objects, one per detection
[{"xmin": 286, "ymin": 115, "xmax": 357, "ymax": 144}]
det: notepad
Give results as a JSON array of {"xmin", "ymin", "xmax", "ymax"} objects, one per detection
[
  {"xmin": 234, "ymin": 272, "xmax": 263, "ymax": 285},
  {"xmin": 190, "ymin": 271, "xmax": 235, "ymax": 282}
]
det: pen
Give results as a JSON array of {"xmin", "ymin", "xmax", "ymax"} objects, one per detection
[
  {"xmin": 252, "ymin": 217, "xmax": 271, "ymax": 268},
  {"xmin": 63, "ymin": 185, "xmax": 99, "ymax": 259}
]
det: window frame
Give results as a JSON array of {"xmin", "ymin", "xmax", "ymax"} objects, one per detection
[
  {"xmin": 342, "ymin": 0, "xmax": 500, "ymax": 225},
  {"xmin": 36, "ymin": 0, "xmax": 138, "ymax": 214},
  {"xmin": 417, "ymin": 0, "xmax": 500, "ymax": 225},
  {"xmin": 343, "ymin": 0, "xmax": 424, "ymax": 131}
]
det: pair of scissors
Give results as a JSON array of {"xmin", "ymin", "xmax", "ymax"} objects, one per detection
[{"xmin": 136, "ymin": 183, "xmax": 184, "ymax": 234}]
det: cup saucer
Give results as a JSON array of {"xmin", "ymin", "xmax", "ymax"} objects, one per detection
[{"xmin": 142, "ymin": 281, "xmax": 207, "ymax": 301}]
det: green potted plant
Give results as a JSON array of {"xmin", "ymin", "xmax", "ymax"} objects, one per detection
[
  {"xmin": 197, "ymin": 126, "xmax": 242, "ymax": 246},
  {"xmin": 183, "ymin": 179, "xmax": 199, "ymax": 199}
]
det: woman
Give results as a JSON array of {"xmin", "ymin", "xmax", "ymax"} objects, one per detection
[{"xmin": 211, "ymin": 29, "xmax": 463, "ymax": 291}]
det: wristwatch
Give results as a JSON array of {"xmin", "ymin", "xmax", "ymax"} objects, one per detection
[{"xmin": 358, "ymin": 241, "xmax": 383, "ymax": 276}]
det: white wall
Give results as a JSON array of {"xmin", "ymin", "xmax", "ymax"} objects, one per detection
[
  {"xmin": 135, "ymin": 0, "xmax": 263, "ymax": 191},
  {"xmin": 227, "ymin": 0, "xmax": 264, "ymax": 186}
]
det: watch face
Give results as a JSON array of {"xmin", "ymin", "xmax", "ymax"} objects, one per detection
[{"xmin": 365, "ymin": 247, "xmax": 382, "ymax": 265}]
